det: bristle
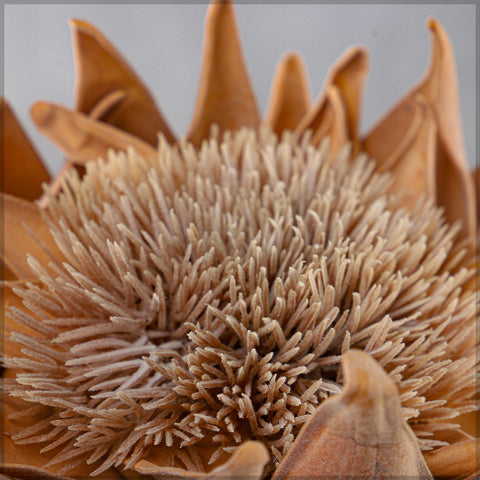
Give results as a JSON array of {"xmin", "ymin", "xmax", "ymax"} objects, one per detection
[{"xmin": 5, "ymin": 128, "xmax": 477, "ymax": 475}]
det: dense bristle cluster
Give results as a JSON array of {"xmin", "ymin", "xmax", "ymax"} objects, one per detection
[{"xmin": 5, "ymin": 129, "xmax": 477, "ymax": 475}]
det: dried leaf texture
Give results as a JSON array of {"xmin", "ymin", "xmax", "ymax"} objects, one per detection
[
  {"xmin": 424, "ymin": 439, "xmax": 479, "ymax": 479},
  {"xmin": 1, "ymin": 194, "xmax": 62, "ymax": 280},
  {"xmin": 71, "ymin": 19, "xmax": 175, "ymax": 145},
  {"xmin": 1, "ymin": 98, "xmax": 50, "ymax": 200},
  {"xmin": 134, "ymin": 441, "xmax": 268, "ymax": 478},
  {"xmin": 263, "ymin": 53, "xmax": 312, "ymax": 136},
  {"xmin": 272, "ymin": 350, "xmax": 433, "ymax": 479},
  {"xmin": 296, "ymin": 46, "xmax": 368, "ymax": 156},
  {"xmin": 3, "ymin": 129, "xmax": 477, "ymax": 476},
  {"xmin": 31, "ymin": 102, "xmax": 157, "ymax": 164},
  {"xmin": 186, "ymin": 0, "xmax": 260, "ymax": 147},
  {"xmin": 363, "ymin": 18, "xmax": 476, "ymax": 243}
]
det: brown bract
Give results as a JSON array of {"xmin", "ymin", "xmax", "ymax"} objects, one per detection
[
  {"xmin": 1, "ymin": 99, "xmax": 50, "ymax": 201},
  {"xmin": 362, "ymin": 18, "xmax": 476, "ymax": 246},
  {"xmin": 1, "ymin": 0, "xmax": 478, "ymax": 479},
  {"xmin": 272, "ymin": 350, "xmax": 433, "ymax": 479},
  {"xmin": 185, "ymin": 0, "xmax": 260, "ymax": 147},
  {"xmin": 70, "ymin": 18, "xmax": 176, "ymax": 146},
  {"xmin": 263, "ymin": 53, "xmax": 312, "ymax": 137},
  {"xmin": 295, "ymin": 46, "xmax": 368, "ymax": 158},
  {"xmin": 135, "ymin": 441, "xmax": 268, "ymax": 479}
]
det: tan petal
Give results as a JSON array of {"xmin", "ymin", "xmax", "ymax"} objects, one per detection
[
  {"xmin": 296, "ymin": 46, "xmax": 368, "ymax": 151},
  {"xmin": 433, "ymin": 426, "xmax": 473, "ymax": 446},
  {"xmin": 31, "ymin": 101, "xmax": 157, "ymax": 164},
  {"xmin": 263, "ymin": 52, "xmax": 312, "ymax": 136},
  {"xmin": 0, "ymin": 462, "xmax": 74, "ymax": 480},
  {"xmin": 474, "ymin": 166, "xmax": 480, "ymax": 228},
  {"xmin": 1, "ymin": 98, "xmax": 50, "ymax": 201},
  {"xmin": 436, "ymin": 135, "xmax": 476, "ymax": 243},
  {"xmin": 363, "ymin": 19, "xmax": 476, "ymax": 243},
  {"xmin": 363, "ymin": 96, "xmax": 419, "ymax": 172},
  {"xmin": 2, "ymin": 260, "xmax": 16, "ymax": 282},
  {"xmin": 133, "ymin": 441, "xmax": 268, "ymax": 479},
  {"xmin": 455, "ymin": 411, "xmax": 478, "ymax": 439},
  {"xmin": 2, "ymin": 193, "xmax": 61, "ymax": 280},
  {"xmin": 418, "ymin": 19, "xmax": 466, "ymax": 167},
  {"xmin": 310, "ymin": 85, "xmax": 348, "ymax": 157},
  {"xmin": 327, "ymin": 46, "xmax": 368, "ymax": 142},
  {"xmin": 424, "ymin": 440, "xmax": 478, "ymax": 479},
  {"xmin": 70, "ymin": 19, "xmax": 175, "ymax": 145},
  {"xmin": 386, "ymin": 95, "xmax": 437, "ymax": 209},
  {"xmin": 186, "ymin": 0, "xmax": 260, "ymax": 147},
  {"xmin": 38, "ymin": 84, "xmax": 116, "ymax": 209},
  {"xmin": 272, "ymin": 350, "xmax": 433, "ymax": 479}
]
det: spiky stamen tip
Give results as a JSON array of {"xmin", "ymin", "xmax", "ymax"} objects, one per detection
[{"xmin": 5, "ymin": 128, "xmax": 477, "ymax": 476}]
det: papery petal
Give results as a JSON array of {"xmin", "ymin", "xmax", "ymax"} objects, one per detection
[
  {"xmin": 474, "ymin": 166, "xmax": 480, "ymax": 228},
  {"xmin": 385, "ymin": 95, "xmax": 437, "ymax": 209},
  {"xmin": 263, "ymin": 52, "xmax": 311, "ymax": 136},
  {"xmin": 133, "ymin": 441, "xmax": 268, "ymax": 479},
  {"xmin": 70, "ymin": 19, "xmax": 175, "ymax": 145},
  {"xmin": 309, "ymin": 85, "xmax": 348, "ymax": 157},
  {"xmin": 363, "ymin": 18, "xmax": 476, "ymax": 243},
  {"xmin": 1, "ymin": 193, "xmax": 61, "ymax": 280},
  {"xmin": 436, "ymin": 134, "xmax": 476, "ymax": 245},
  {"xmin": 37, "ymin": 88, "xmax": 120, "ymax": 209},
  {"xmin": 1, "ymin": 98, "xmax": 50, "ymax": 201},
  {"xmin": 424, "ymin": 440, "xmax": 479, "ymax": 479},
  {"xmin": 272, "ymin": 350, "xmax": 433, "ymax": 479},
  {"xmin": 296, "ymin": 46, "xmax": 368, "ymax": 153},
  {"xmin": 186, "ymin": 0, "xmax": 260, "ymax": 147},
  {"xmin": 31, "ymin": 102, "xmax": 157, "ymax": 164},
  {"xmin": 456, "ymin": 410, "xmax": 478, "ymax": 438},
  {"xmin": 1, "ymin": 260, "xmax": 16, "ymax": 282}
]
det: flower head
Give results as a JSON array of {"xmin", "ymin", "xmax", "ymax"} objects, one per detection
[{"xmin": 1, "ymin": 2, "xmax": 478, "ymax": 479}]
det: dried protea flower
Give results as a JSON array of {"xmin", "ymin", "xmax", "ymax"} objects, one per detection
[{"xmin": 1, "ymin": 2, "xmax": 478, "ymax": 479}]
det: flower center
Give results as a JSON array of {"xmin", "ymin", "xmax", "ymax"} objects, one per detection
[{"xmin": 7, "ymin": 130, "xmax": 476, "ymax": 476}]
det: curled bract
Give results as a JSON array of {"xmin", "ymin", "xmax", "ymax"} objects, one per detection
[{"xmin": 272, "ymin": 350, "xmax": 433, "ymax": 479}]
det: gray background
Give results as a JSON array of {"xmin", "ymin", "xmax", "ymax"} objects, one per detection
[{"xmin": 4, "ymin": 4, "xmax": 476, "ymax": 174}]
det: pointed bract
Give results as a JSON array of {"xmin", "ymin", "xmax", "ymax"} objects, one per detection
[
  {"xmin": 31, "ymin": 101, "xmax": 157, "ymax": 164},
  {"xmin": 328, "ymin": 46, "xmax": 368, "ymax": 142},
  {"xmin": 424, "ymin": 440, "xmax": 479, "ymax": 479},
  {"xmin": 71, "ymin": 19, "xmax": 175, "ymax": 145},
  {"xmin": 2, "ymin": 259, "xmax": 16, "ymax": 281},
  {"xmin": 296, "ymin": 46, "xmax": 368, "ymax": 153},
  {"xmin": 133, "ymin": 441, "xmax": 268, "ymax": 479},
  {"xmin": 474, "ymin": 166, "xmax": 480, "ymax": 228},
  {"xmin": 386, "ymin": 95, "xmax": 437, "ymax": 209},
  {"xmin": 38, "ymin": 90, "xmax": 123, "ymax": 209},
  {"xmin": 1, "ymin": 98, "xmax": 50, "ymax": 201},
  {"xmin": 272, "ymin": 350, "xmax": 433, "ymax": 479},
  {"xmin": 310, "ymin": 85, "xmax": 348, "ymax": 157},
  {"xmin": 363, "ymin": 18, "xmax": 476, "ymax": 243},
  {"xmin": 263, "ymin": 52, "xmax": 311, "ymax": 136},
  {"xmin": 186, "ymin": 0, "xmax": 260, "ymax": 147},
  {"xmin": 1, "ymin": 193, "xmax": 61, "ymax": 280}
]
